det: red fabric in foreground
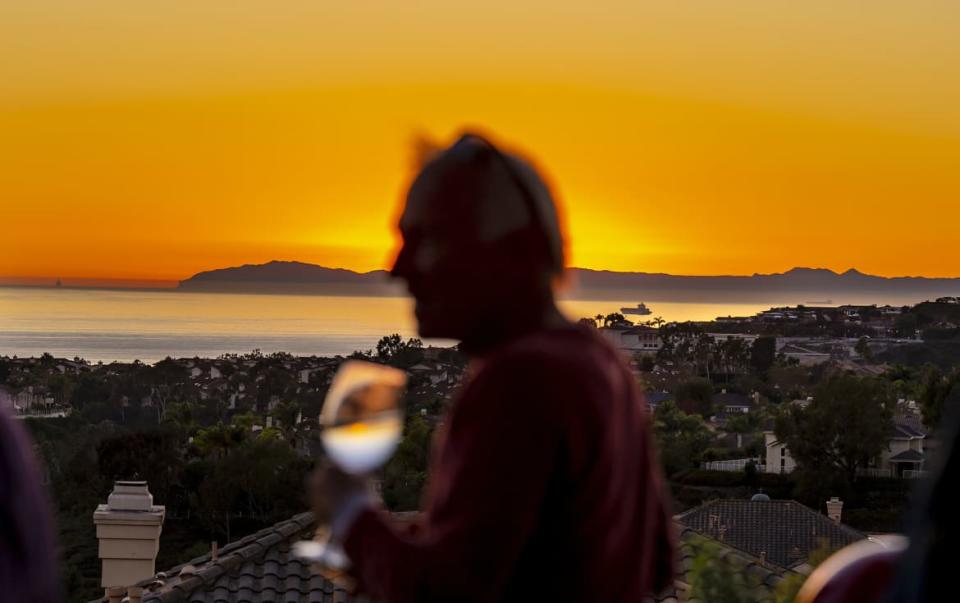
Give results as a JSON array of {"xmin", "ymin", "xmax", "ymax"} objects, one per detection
[
  {"xmin": 809, "ymin": 549, "xmax": 901, "ymax": 603},
  {"xmin": 344, "ymin": 324, "xmax": 676, "ymax": 602}
]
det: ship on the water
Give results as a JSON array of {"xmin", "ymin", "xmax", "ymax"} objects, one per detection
[{"xmin": 621, "ymin": 303, "xmax": 652, "ymax": 316}]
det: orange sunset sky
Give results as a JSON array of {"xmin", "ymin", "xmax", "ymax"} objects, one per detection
[{"xmin": 2, "ymin": 1, "xmax": 959, "ymax": 284}]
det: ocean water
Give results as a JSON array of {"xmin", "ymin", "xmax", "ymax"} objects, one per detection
[{"xmin": 0, "ymin": 286, "xmax": 927, "ymax": 363}]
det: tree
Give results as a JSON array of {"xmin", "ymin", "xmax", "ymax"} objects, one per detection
[
  {"xmin": 71, "ymin": 372, "xmax": 111, "ymax": 411},
  {"xmin": 716, "ymin": 337, "xmax": 751, "ymax": 377},
  {"xmin": 382, "ymin": 414, "xmax": 433, "ymax": 510},
  {"xmin": 376, "ymin": 334, "xmax": 424, "ymax": 366},
  {"xmin": 855, "ymin": 337, "xmax": 873, "ymax": 361},
  {"xmin": 193, "ymin": 422, "xmax": 247, "ymax": 459},
  {"xmin": 603, "ymin": 312, "xmax": 627, "ymax": 327},
  {"xmin": 693, "ymin": 333, "xmax": 716, "ymax": 379},
  {"xmin": 144, "ymin": 358, "xmax": 194, "ymax": 423},
  {"xmin": 652, "ymin": 400, "xmax": 712, "ymax": 475},
  {"xmin": 774, "ymin": 375, "xmax": 894, "ymax": 484},
  {"xmin": 645, "ymin": 316, "xmax": 666, "ymax": 329},
  {"xmin": 378, "ymin": 333, "xmax": 421, "ymax": 358},
  {"xmin": 688, "ymin": 536, "xmax": 761, "ymax": 603},
  {"xmin": 674, "ymin": 377, "xmax": 715, "ymax": 418},
  {"xmin": 656, "ymin": 322, "xmax": 703, "ymax": 368},
  {"xmin": 725, "ymin": 412, "xmax": 760, "ymax": 450},
  {"xmin": 594, "ymin": 314, "xmax": 604, "ymax": 328},
  {"xmin": 270, "ymin": 399, "xmax": 301, "ymax": 435},
  {"xmin": 917, "ymin": 366, "xmax": 960, "ymax": 429},
  {"xmin": 767, "ymin": 365, "xmax": 813, "ymax": 401},
  {"xmin": 97, "ymin": 428, "xmax": 184, "ymax": 503},
  {"xmin": 751, "ymin": 336, "xmax": 777, "ymax": 375},
  {"xmin": 635, "ymin": 354, "xmax": 655, "ymax": 372}
]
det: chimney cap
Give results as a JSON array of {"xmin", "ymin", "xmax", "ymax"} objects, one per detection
[{"xmin": 106, "ymin": 481, "xmax": 156, "ymax": 512}]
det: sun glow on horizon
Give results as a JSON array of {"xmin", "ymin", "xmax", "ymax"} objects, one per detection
[{"xmin": 2, "ymin": 2, "xmax": 959, "ymax": 281}]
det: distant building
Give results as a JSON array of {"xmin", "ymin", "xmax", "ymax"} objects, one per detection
[
  {"xmin": 644, "ymin": 391, "xmax": 674, "ymax": 413},
  {"xmin": 764, "ymin": 418, "xmax": 927, "ymax": 478},
  {"xmin": 777, "ymin": 343, "xmax": 831, "ymax": 366},
  {"xmin": 706, "ymin": 332, "xmax": 760, "ymax": 346},
  {"xmin": 598, "ymin": 324, "xmax": 662, "ymax": 355},
  {"xmin": 715, "ymin": 390, "xmax": 757, "ymax": 414},
  {"xmin": 764, "ymin": 432, "xmax": 799, "ymax": 474},
  {"xmin": 0, "ymin": 385, "xmax": 15, "ymax": 412}
]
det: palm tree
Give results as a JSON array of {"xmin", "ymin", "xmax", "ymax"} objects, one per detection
[
  {"xmin": 604, "ymin": 312, "xmax": 626, "ymax": 327},
  {"xmin": 194, "ymin": 422, "xmax": 247, "ymax": 459},
  {"xmin": 595, "ymin": 314, "xmax": 604, "ymax": 328}
]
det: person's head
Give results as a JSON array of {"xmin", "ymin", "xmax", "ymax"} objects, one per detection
[{"xmin": 390, "ymin": 133, "xmax": 565, "ymax": 343}]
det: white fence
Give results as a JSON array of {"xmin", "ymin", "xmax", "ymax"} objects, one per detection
[
  {"xmin": 701, "ymin": 458, "xmax": 765, "ymax": 473},
  {"xmin": 857, "ymin": 468, "xmax": 929, "ymax": 479},
  {"xmin": 13, "ymin": 406, "xmax": 72, "ymax": 419}
]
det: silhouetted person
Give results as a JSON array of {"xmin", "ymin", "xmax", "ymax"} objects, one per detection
[
  {"xmin": 0, "ymin": 406, "xmax": 62, "ymax": 602},
  {"xmin": 313, "ymin": 133, "xmax": 676, "ymax": 602}
]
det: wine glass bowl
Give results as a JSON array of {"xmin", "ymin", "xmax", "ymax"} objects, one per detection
[
  {"xmin": 320, "ymin": 361, "xmax": 407, "ymax": 475},
  {"xmin": 294, "ymin": 360, "xmax": 407, "ymax": 570}
]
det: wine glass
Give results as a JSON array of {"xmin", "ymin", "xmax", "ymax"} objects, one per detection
[{"xmin": 293, "ymin": 360, "xmax": 407, "ymax": 573}]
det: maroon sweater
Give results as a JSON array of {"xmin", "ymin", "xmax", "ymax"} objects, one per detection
[{"xmin": 344, "ymin": 324, "xmax": 676, "ymax": 602}]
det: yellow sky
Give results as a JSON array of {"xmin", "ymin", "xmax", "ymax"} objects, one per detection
[{"xmin": 2, "ymin": 1, "xmax": 959, "ymax": 281}]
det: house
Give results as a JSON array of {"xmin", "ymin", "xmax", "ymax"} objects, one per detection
[
  {"xmin": 715, "ymin": 390, "xmax": 757, "ymax": 414},
  {"xmin": 764, "ymin": 418, "xmax": 927, "ymax": 478},
  {"xmin": 705, "ymin": 332, "xmax": 760, "ymax": 346},
  {"xmin": 876, "ymin": 419, "xmax": 927, "ymax": 478},
  {"xmin": 763, "ymin": 432, "xmax": 799, "ymax": 474},
  {"xmin": 778, "ymin": 344, "xmax": 831, "ymax": 366},
  {"xmin": 644, "ymin": 391, "xmax": 674, "ymax": 413},
  {"xmin": 677, "ymin": 497, "xmax": 866, "ymax": 570},
  {"xmin": 599, "ymin": 324, "xmax": 662, "ymax": 355},
  {"xmin": 0, "ymin": 384, "xmax": 15, "ymax": 412}
]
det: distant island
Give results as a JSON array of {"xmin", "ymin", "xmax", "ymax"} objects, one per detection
[
  {"xmin": 177, "ymin": 261, "xmax": 960, "ymax": 303},
  {"xmin": 178, "ymin": 261, "xmax": 403, "ymax": 296}
]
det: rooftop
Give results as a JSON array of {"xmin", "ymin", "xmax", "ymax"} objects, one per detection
[
  {"xmin": 100, "ymin": 513, "xmax": 795, "ymax": 603},
  {"xmin": 677, "ymin": 499, "xmax": 866, "ymax": 569},
  {"xmin": 121, "ymin": 512, "xmax": 354, "ymax": 603},
  {"xmin": 889, "ymin": 449, "xmax": 924, "ymax": 462},
  {"xmin": 893, "ymin": 419, "xmax": 926, "ymax": 439}
]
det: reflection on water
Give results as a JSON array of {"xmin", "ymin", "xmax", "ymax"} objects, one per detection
[{"xmin": 0, "ymin": 287, "xmax": 932, "ymax": 363}]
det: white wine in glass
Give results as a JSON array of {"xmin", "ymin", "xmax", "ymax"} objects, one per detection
[{"xmin": 293, "ymin": 360, "xmax": 408, "ymax": 571}]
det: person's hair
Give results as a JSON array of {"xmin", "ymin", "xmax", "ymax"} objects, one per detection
[{"xmin": 416, "ymin": 132, "xmax": 565, "ymax": 277}]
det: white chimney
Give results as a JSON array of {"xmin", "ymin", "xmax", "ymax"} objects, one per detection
[
  {"xmin": 93, "ymin": 481, "xmax": 165, "ymax": 592},
  {"xmin": 826, "ymin": 497, "xmax": 843, "ymax": 523}
]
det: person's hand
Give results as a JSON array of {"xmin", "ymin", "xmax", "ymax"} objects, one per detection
[{"xmin": 309, "ymin": 461, "xmax": 373, "ymax": 534}]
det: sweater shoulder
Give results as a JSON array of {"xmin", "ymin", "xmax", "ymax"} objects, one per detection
[{"xmin": 479, "ymin": 324, "xmax": 625, "ymax": 385}]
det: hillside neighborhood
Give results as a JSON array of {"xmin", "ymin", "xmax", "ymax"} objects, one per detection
[{"xmin": 3, "ymin": 299, "xmax": 959, "ymax": 601}]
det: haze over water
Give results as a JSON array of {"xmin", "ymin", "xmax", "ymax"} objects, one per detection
[{"xmin": 0, "ymin": 287, "xmax": 935, "ymax": 363}]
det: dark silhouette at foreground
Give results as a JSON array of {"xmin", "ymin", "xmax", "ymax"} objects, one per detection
[
  {"xmin": 0, "ymin": 407, "xmax": 62, "ymax": 601},
  {"xmin": 312, "ymin": 133, "xmax": 676, "ymax": 602}
]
